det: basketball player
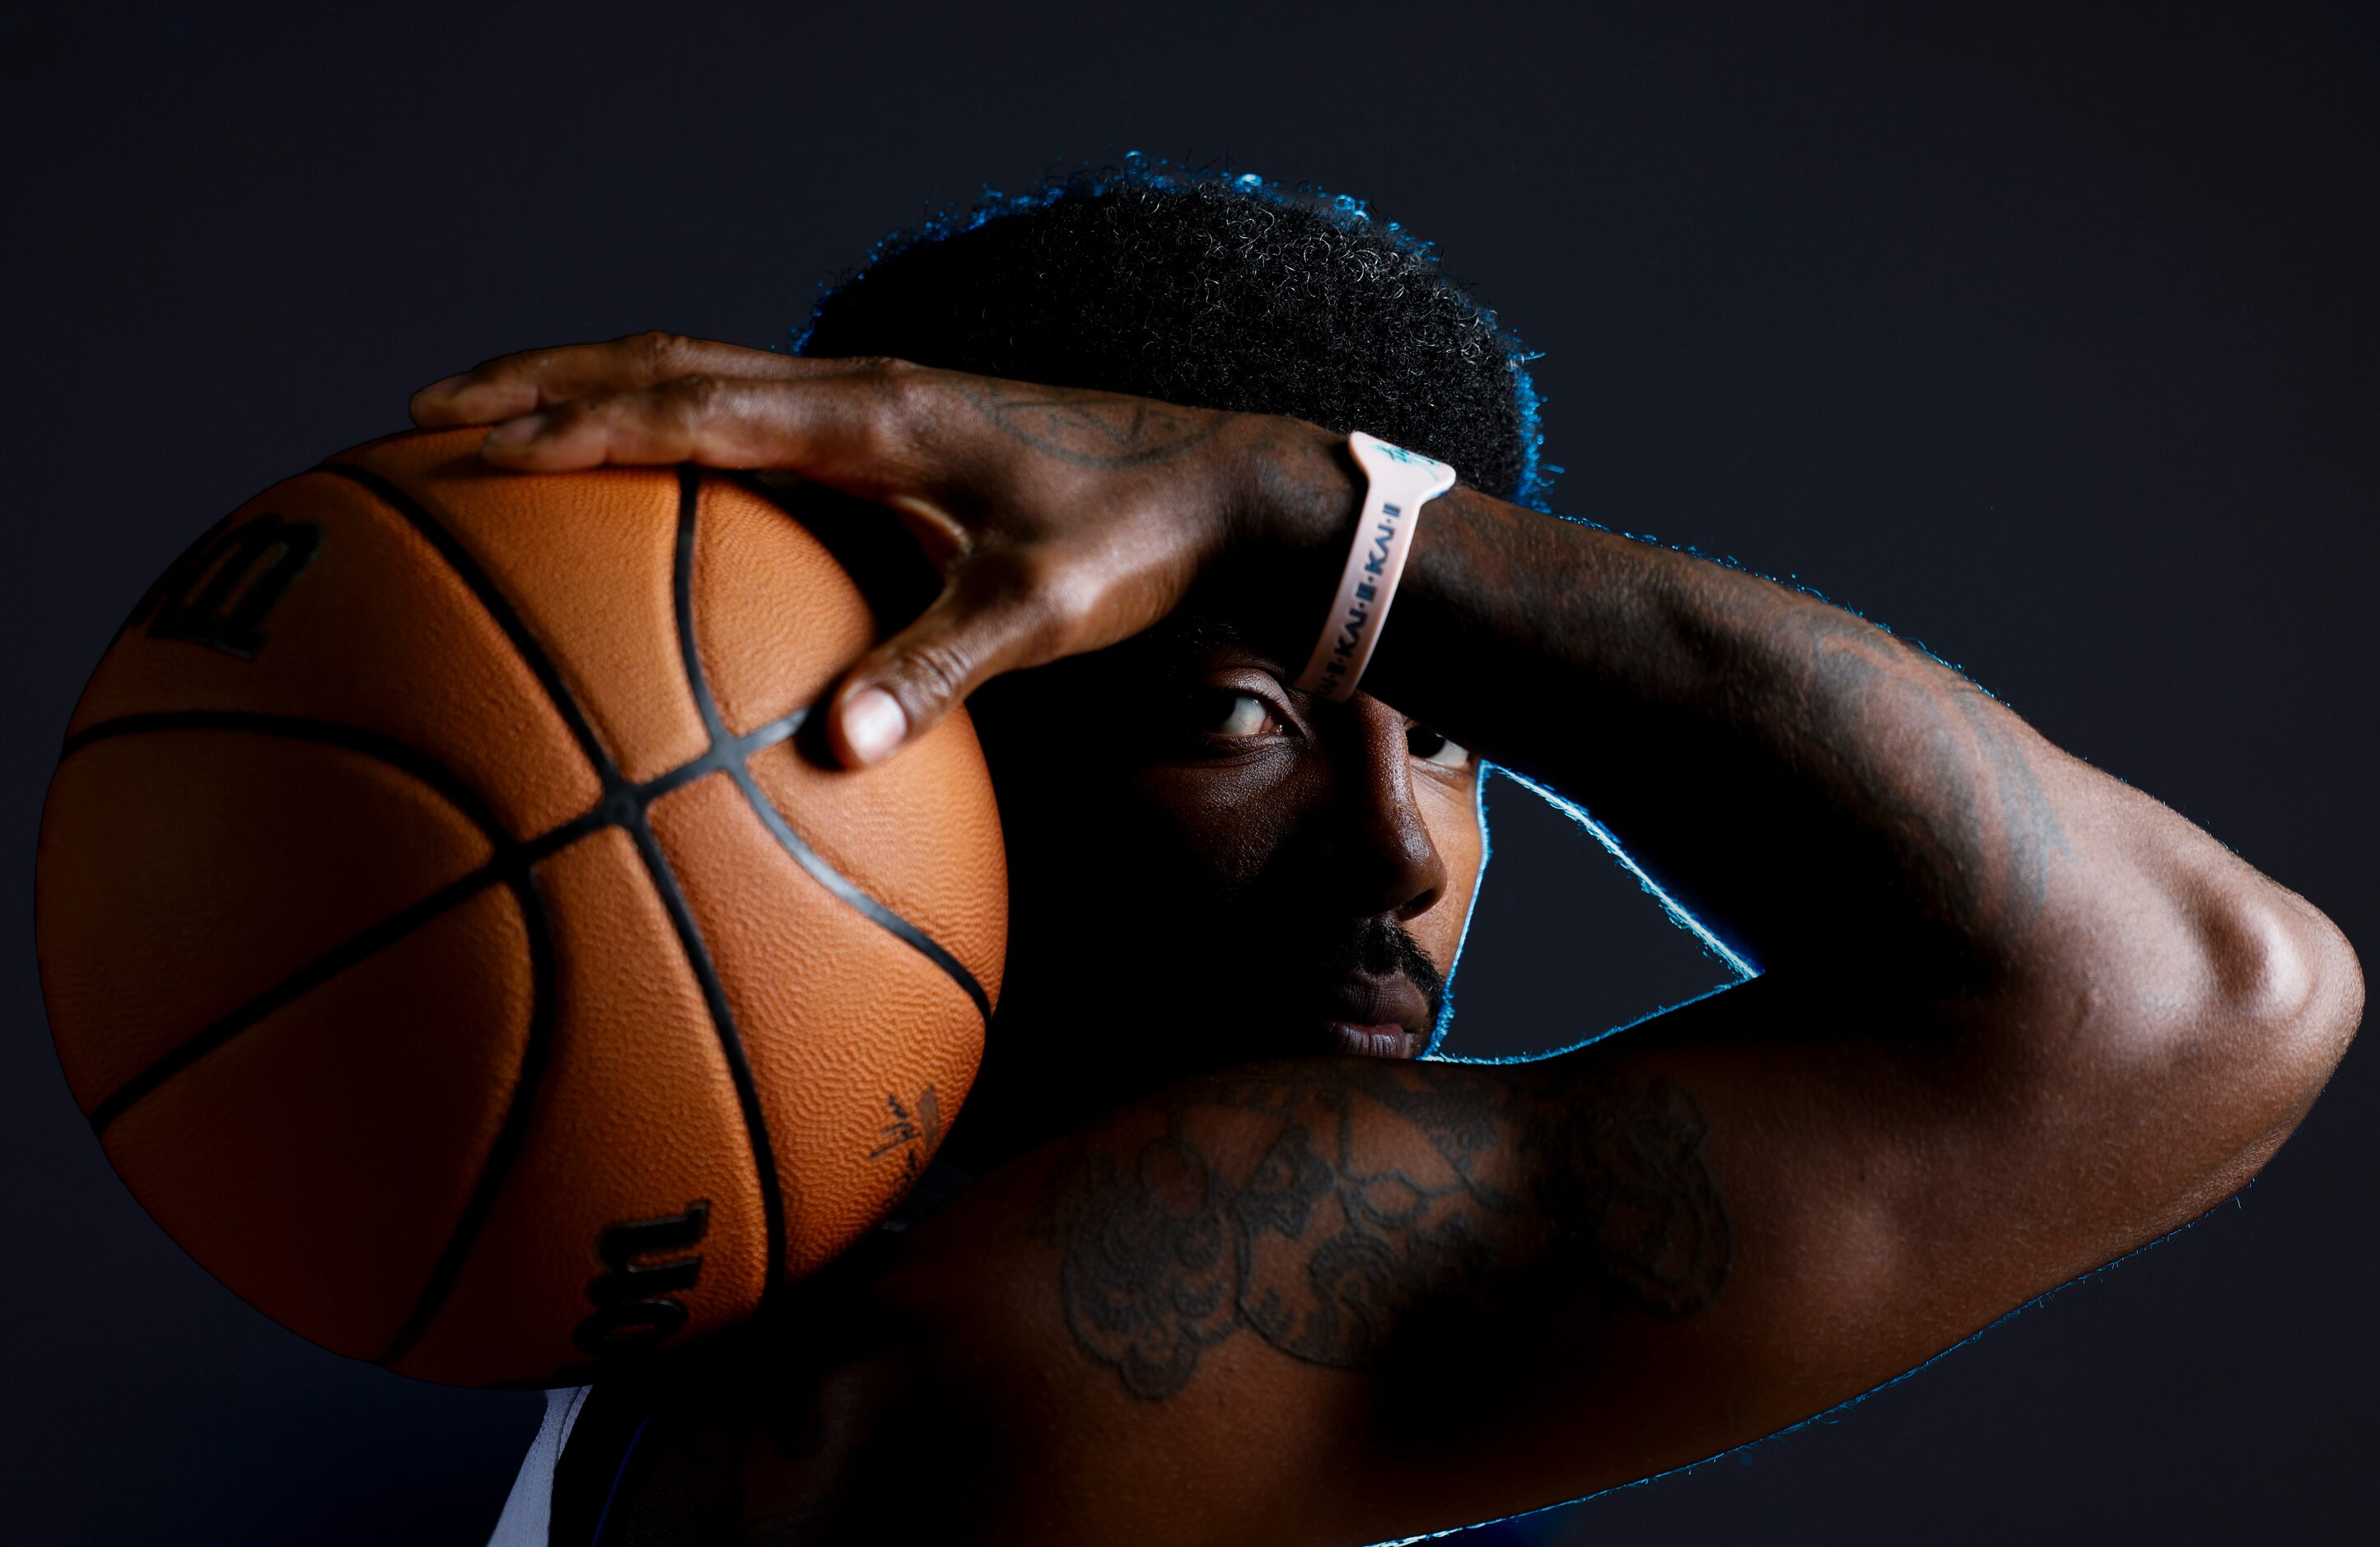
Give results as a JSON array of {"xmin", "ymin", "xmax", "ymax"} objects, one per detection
[{"xmin": 413, "ymin": 168, "xmax": 2362, "ymax": 1545}]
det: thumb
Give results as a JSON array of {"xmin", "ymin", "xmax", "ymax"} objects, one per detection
[{"xmin": 828, "ymin": 575, "xmax": 1049, "ymax": 768}]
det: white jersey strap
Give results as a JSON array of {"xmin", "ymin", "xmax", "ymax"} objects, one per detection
[{"xmin": 485, "ymin": 1385, "xmax": 590, "ymax": 1547}]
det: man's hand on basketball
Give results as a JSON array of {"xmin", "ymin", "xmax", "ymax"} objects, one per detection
[{"xmin": 411, "ymin": 333, "xmax": 1346, "ymax": 769}]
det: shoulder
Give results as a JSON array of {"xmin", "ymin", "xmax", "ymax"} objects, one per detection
[{"xmin": 544, "ymin": 1049, "xmax": 1736, "ymax": 1546}]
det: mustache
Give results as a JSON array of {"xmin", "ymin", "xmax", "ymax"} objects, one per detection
[{"xmin": 1311, "ymin": 917, "xmax": 1448, "ymax": 1034}]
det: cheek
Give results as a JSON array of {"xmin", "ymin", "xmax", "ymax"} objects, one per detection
[
  {"xmin": 1131, "ymin": 759, "xmax": 1312, "ymax": 888},
  {"xmin": 1413, "ymin": 778, "xmax": 1487, "ymax": 967}
]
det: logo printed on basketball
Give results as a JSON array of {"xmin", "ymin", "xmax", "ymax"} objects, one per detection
[
  {"xmin": 571, "ymin": 1200, "xmax": 711, "ymax": 1358},
  {"xmin": 136, "ymin": 514, "xmax": 324, "ymax": 659},
  {"xmin": 40, "ymin": 437, "xmax": 1006, "ymax": 1386},
  {"xmin": 869, "ymin": 1085, "xmax": 943, "ymax": 1182}
]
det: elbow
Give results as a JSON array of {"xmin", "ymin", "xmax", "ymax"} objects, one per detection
[
  {"xmin": 2186, "ymin": 882, "xmax": 2363, "ymax": 1111},
  {"xmin": 1998, "ymin": 871, "xmax": 2360, "ymax": 1224}
]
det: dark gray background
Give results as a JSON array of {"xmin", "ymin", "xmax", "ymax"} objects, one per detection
[{"xmin": 2, "ymin": 3, "xmax": 2370, "ymax": 1543}]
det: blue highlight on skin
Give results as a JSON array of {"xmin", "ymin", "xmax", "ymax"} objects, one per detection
[
  {"xmin": 1421, "ymin": 762, "xmax": 1757, "ymax": 1068},
  {"xmin": 1489, "ymin": 764, "xmax": 1758, "ymax": 980}
]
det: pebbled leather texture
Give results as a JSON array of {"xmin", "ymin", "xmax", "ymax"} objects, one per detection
[{"xmin": 35, "ymin": 430, "xmax": 1007, "ymax": 1386}]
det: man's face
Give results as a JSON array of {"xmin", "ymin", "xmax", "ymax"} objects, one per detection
[{"xmin": 971, "ymin": 615, "xmax": 1486, "ymax": 1111}]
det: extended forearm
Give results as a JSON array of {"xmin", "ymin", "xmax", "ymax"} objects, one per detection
[{"xmin": 1350, "ymin": 479, "xmax": 2088, "ymax": 983}]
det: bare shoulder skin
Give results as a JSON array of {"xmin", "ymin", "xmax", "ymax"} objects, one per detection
[{"xmin": 414, "ymin": 339, "xmax": 2363, "ymax": 1545}]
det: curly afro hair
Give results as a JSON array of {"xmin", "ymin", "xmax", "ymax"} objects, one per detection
[{"xmin": 793, "ymin": 159, "xmax": 1550, "ymax": 507}]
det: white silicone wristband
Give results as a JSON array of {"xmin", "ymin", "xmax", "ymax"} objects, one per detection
[{"xmin": 1293, "ymin": 431, "xmax": 1458, "ymax": 701}]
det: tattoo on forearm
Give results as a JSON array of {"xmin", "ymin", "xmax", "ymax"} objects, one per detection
[
  {"xmin": 1950, "ymin": 684, "xmax": 2071, "ymax": 938},
  {"xmin": 1791, "ymin": 606, "xmax": 2070, "ymax": 956},
  {"xmin": 1038, "ymin": 1060, "xmax": 1731, "ymax": 1401},
  {"xmin": 956, "ymin": 381, "xmax": 1230, "ymax": 468}
]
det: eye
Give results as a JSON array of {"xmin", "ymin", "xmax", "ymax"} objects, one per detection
[
  {"xmin": 1407, "ymin": 725, "xmax": 1472, "ymax": 769},
  {"xmin": 1198, "ymin": 689, "xmax": 1284, "ymax": 740}
]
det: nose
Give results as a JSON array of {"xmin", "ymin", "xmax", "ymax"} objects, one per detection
[{"xmin": 1318, "ymin": 697, "xmax": 1449, "ymax": 921}]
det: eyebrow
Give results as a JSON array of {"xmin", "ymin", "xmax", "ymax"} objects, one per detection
[
  {"xmin": 1132, "ymin": 614, "xmax": 1267, "ymax": 673},
  {"xmin": 1161, "ymin": 614, "xmax": 1251, "ymax": 653}
]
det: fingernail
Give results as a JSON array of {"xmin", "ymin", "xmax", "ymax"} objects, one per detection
[
  {"xmin": 841, "ymin": 687, "xmax": 907, "ymax": 765},
  {"xmin": 419, "ymin": 372, "xmax": 473, "ymax": 400},
  {"xmin": 485, "ymin": 414, "xmax": 544, "ymax": 446}
]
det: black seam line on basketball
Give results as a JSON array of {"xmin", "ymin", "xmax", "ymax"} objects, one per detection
[
  {"xmin": 698, "ymin": 470, "xmax": 992, "ymax": 1026},
  {"xmin": 376, "ymin": 866, "xmax": 558, "ymax": 1368},
  {"xmin": 662, "ymin": 465, "xmax": 788, "ymax": 1300},
  {"xmin": 49, "ymin": 705, "xmax": 774, "ymax": 869},
  {"xmin": 509, "ymin": 709, "xmax": 810, "ymax": 858},
  {"xmin": 86, "ymin": 859, "xmax": 510, "ymax": 1135},
  {"xmin": 637, "ymin": 706, "xmax": 804, "ymax": 806},
  {"xmin": 62, "ymin": 711, "xmax": 511, "ymax": 841},
  {"xmin": 320, "ymin": 463, "xmax": 621, "ymax": 786},
  {"xmin": 73, "ymin": 708, "xmax": 530, "ymax": 1135},
  {"xmin": 66, "ymin": 605, "xmax": 835, "ymax": 1147},
  {"xmin": 63, "ymin": 700, "xmax": 805, "ymax": 879},
  {"xmin": 623, "ymin": 806, "xmax": 788, "ymax": 1299},
  {"xmin": 68, "ymin": 719, "xmax": 797, "ymax": 1329},
  {"xmin": 674, "ymin": 466, "xmax": 733, "ymax": 742},
  {"xmin": 357, "ymin": 714, "xmax": 804, "ymax": 1353},
  {"xmin": 726, "ymin": 762, "xmax": 992, "ymax": 1026}
]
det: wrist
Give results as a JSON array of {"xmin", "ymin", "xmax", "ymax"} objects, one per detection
[
  {"xmin": 1207, "ymin": 417, "xmax": 1365, "ymax": 667},
  {"xmin": 1226, "ymin": 416, "xmax": 1362, "ymax": 550}
]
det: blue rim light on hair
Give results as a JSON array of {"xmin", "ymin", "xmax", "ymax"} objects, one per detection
[{"xmin": 788, "ymin": 156, "xmax": 1558, "ymax": 510}]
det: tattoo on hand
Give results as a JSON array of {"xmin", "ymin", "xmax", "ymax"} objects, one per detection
[
  {"xmin": 1038, "ymin": 1061, "xmax": 1731, "ymax": 1401},
  {"xmin": 956, "ymin": 381, "xmax": 1230, "ymax": 468}
]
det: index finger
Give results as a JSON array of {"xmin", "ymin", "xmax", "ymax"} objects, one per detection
[{"xmin": 408, "ymin": 330, "xmax": 816, "ymax": 427}]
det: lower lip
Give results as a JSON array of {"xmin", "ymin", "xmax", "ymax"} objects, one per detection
[{"xmin": 1328, "ymin": 1021, "xmax": 1415, "ymax": 1059}]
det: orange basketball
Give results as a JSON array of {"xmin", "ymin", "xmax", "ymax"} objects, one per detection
[{"xmin": 33, "ymin": 428, "xmax": 1006, "ymax": 1388}]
